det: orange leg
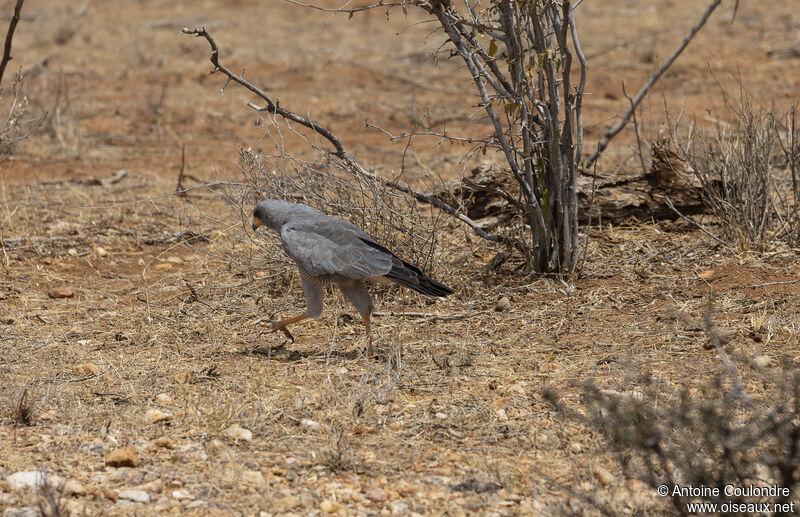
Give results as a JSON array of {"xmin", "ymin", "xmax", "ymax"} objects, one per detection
[
  {"xmin": 364, "ymin": 306, "xmax": 373, "ymax": 358},
  {"xmin": 268, "ymin": 313, "xmax": 308, "ymax": 342}
]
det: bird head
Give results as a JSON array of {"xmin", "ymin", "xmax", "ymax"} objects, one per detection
[{"xmin": 252, "ymin": 199, "xmax": 292, "ymax": 232}]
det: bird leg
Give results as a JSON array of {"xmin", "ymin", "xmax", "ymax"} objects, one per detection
[
  {"xmin": 268, "ymin": 313, "xmax": 308, "ymax": 343},
  {"xmin": 363, "ymin": 306, "xmax": 373, "ymax": 358}
]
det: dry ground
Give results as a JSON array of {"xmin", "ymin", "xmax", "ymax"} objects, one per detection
[{"xmin": 1, "ymin": 0, "xmax": 800, "ymax": 515}]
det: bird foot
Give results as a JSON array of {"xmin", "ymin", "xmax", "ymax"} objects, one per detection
[
  {"xmin": 256, "ymin": 318, "xmax": 295, "ymax": 343},
  {"xmin": 268, "ymin": 322, "xmax": 295, "ymax": 343}
]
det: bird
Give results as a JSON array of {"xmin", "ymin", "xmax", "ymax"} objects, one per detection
[{"xmin": 251, "ymin": 199, "xmax": 453, "ymax": 356}]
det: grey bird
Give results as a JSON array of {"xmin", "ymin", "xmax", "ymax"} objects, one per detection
[{"xmin": 251, "ymin": 199, "xmax": 453, "ymax": 355}]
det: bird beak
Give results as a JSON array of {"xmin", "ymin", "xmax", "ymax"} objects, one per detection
[{"xmin": 252, "ymin": 216, "xmax": 261, "ymax": 231}]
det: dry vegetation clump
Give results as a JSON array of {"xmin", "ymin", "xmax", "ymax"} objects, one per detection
[
  {"xmin": 547, "ymin": 301, "xmax": 800, "ymax": 515},
  {"xmin": 667, "ymin": 90, "xmax": 800, "ymax": 250}
]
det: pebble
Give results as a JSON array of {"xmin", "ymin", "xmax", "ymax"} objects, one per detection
[
  {"xmin": 753, "ymin": 355, "xmax": 772, "ymax": 368},
  {"xmin": 47, "ymin": 288, "xmax": 75, "ymax": 299},
  {"xmin": 365, "ymin": 488, "xmax": 389, "ymax": 503},
  {"xmin": 224, "ymin": 424, "xmax": 253, "ymax": 442},
  {"xmin": 7, "ymin": 471, "xmax": 48, "ymax": 490},
  {"xmin": 145, "ymin": 409, "xmax": 172, "ymax": 424},
  {"xmin": 593, "ymin": 465, "xmax": 614, "ymax": 486},
  {"xmin": 139, "ymin": 479, "xmax": 163, "ymax": 494},
  {"xmin": 495, "ymin": 296, "xmax": 511, "ymax": 311},
  {"xmin": 172, "ymin": 489, "xmax": 194, "ymax": 500},
  {"xmin": 154, "ymin": 392, "xmax": 173, "ymax": 405},
  {"xmin": 105, "ymin": 446, "xmax": 139, "ymax": 467},
  {"xmin": 79, "ymin": 439, "xmax": 105, "ymax": 455},
  {"xmin": 118, "ymin": 489, "xmax": 150, "ymax": 503},
  {"xmin": 150, "ymin": 436, "xmax": 174, "ymax": 449},
  {"xmin": 300, "ymin": 418, "xmax": 320, "ymax": 430},
  {"xmin": 73, "ymin": 363, "xmax": 100, "ymax": 375}
]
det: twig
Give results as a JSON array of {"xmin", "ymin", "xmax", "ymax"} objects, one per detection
[
  {"xmin": 664, "ymin": 195, "xmax": 731, "ymax": 248},
  {"xmin": 284, "ymin": 0, "xmax": 412, "ymax": 14},
  {"xmin": 0, "ymin": 0, "xmax": 24, "ymax": 87},
  {"xmin": 623, "ymin": 81, "xmax": 648, "ymax": 175},
  {"xmin": 750, "ymin": 279, "xmax": 800, "ymax": 289},
  {"xmin": 176, "ymin": 143, "xmax": 186, "ymax": 197},
  {"xmin": 584, "ymin": 0, "xmax": 724, "ymax": 167}
]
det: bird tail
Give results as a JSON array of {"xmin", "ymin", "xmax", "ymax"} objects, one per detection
[
  {"xmin": 384, "ymin": 258, "xmax": 454, "ymax": 298},
  {"xmin": 356, "ymin": 237, "xmax": 453, "ymax": 297}
]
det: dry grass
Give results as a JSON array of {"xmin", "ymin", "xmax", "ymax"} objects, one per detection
[{"xmin": 1, "ymin": 174, "xmax": 799, "ymax": 514}]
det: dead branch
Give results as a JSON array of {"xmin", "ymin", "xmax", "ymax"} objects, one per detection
[
  {"xmin": 0, "ymin": 0, "xmax": 24, "ymax": 87},
  {"xmin": 584, "ymin": 0, "xmax": 724, "ymax": 168},
  {"xmin": 182, "ymin": 26, "xmax": 529, "ymax": 256},
  {"xmin": 284, "ymin": 0, "xmax": 412, "ymax": 15}
]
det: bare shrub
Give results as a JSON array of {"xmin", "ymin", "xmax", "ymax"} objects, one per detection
[
  {"xmin": 667, "ymin": 92, "xmax": 800, "ymax": 250},
  {"xmin": 776, "ymin": 106, "xmax": 800, "ymax": 246},
  {"xmin": 183, "ymin": 0, "xmax": 732, "ymax": 276},
  {"xmin": 548, "ymin": 306, "xmax": 800, "ymax": 515}
]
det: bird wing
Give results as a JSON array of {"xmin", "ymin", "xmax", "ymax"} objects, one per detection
[{"xmin": 280, "ymin": 217, "xmax": 393, "ymax": 279}]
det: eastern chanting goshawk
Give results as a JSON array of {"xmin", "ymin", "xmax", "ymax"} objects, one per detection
[{"xmin": 252, "ymin": 199, "xmax": 453, "ymax": 355}]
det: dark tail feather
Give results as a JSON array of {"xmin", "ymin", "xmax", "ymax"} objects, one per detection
[
  {"xmin": 385, "ymin": 258, "xmax": 454, "ymax": 298},
  {"xmin": 356, "ymin": 237, "xmax": 453, "ymax": 297}
]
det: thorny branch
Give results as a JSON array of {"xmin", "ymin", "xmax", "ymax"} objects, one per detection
[
  {"xmin": 182, "ymin": 26, "xmax": 529, "ymax": 256},
  {"xmin": 0, "ymin": 0, "xmax": 25, "ymax": 87}
]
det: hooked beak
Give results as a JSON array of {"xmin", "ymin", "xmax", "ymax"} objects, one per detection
[{"xmin": 252, "ymin": 215, "xmax": 262, "ymax": 232}]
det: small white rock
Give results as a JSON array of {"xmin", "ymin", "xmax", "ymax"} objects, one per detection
[
  {"xmin": 118, "ymin": 489, "xmax": 150, "ymax": 503},
  {"xmin": 300, "ymin": 418, "xmax": 320, "ymax": 430},
  {"xmin": 435, "ymin": 412, "xmax": 447, "ymax": 420},
  {"xmin": 753, "ymin": 355, "xmax": 772, "ymax": 368},
  {"xmin": 145, "ymin": 409, "xmax": 172, "ymax": 424},
  {"xmin": 7, "ymin": 471, "xmax": 47, "ymax": 490},
  {"xmin": 172, "ymin": 489, "xmax": 194, "ymax": 500},
  {"xmin": 224, "ymin": 424, "xmax": 252, "ymax": 442},
  {"xmin": 593, "ymin": 465, "xmax": 615, "ymax": 486},
  {"xmin": 154, "ymin": 393, "xmax": 173, "ymax": 405}
]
